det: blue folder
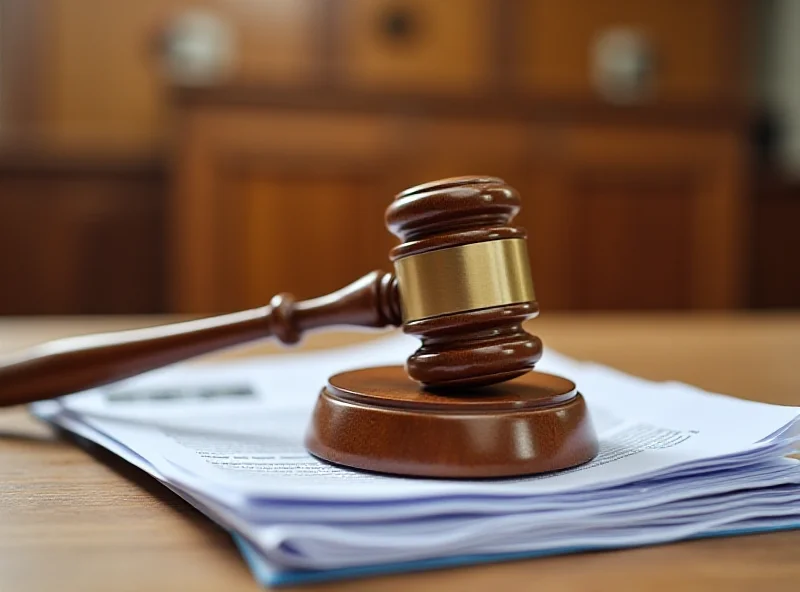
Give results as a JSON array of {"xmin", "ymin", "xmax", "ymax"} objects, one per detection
[{"xmin": 232, "ymin": 521, "xmax": 800, "ymax": 587}]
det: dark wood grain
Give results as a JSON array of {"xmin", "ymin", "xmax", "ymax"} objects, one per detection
[
  {"xmin": 518, "ymin": 126, "xmax": 749, "ymax": 311},
  {"xmin": 306, "ymin": 365, "xmax": 598, "ymax": 478},
  {"xmin": 0, "ymin": 175, "xmax": 547, "ymax": 406},
  {"xmin": 0, "ymin": 151, "xmax": 165, "ymax": 314},
  {"xmin": 750, "ymin": 173, "xmax": 800, "ymax": 308},
  {"xmin": 0, "ymin": 0, "xmax": 42, "ymax": 133},
  {"xmin": 169, "ymin": 109, "xmax": 406, "ymax": 313},
  {"xmin": 387, "ymin": 177, "xmax": 542, "ymax": 387},
  {"xmin": 2, "ymin": 0, "xmax": 752, "ymax": 150},
  {"xmin": 0, "ymin": 271, "xmax": 400, "ymax": 407},
  {"xmin": 173, "ymin": 83, "xmax": 752, "ymax": 128},
  {"xmin": 305, "ymin": 177, "xmax": 592, "ymax": 478},
  {"xmin": 1, "ymin": 313, "xmax": 798, "ymax": 591},
  {"xmin": 513, "ymin": 0, "xmax": 749, "ymax": 106},
  {"xmin": 0, "ymin": 0, "xmax": 759, "ymax": 317}
]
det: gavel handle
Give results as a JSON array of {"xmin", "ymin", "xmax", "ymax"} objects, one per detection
[{"xmin": 0, "ymin": 271, "xmax": 401, "ymax": 407}]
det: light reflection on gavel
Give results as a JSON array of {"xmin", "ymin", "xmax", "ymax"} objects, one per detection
[{"xmin": 0, "ymin": 177, "xmax": 598, "ymax": 478}]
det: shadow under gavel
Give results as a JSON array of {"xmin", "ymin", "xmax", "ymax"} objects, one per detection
[{"xmin": 0, "ymin": 176, "xmax": 598, "ymax": 478}]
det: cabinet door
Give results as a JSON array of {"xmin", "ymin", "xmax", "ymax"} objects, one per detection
[
  {"xmin": 43, "ymin": 0, "xmax": 321, "ymax": 150},
  {"xmin": 398, "ymin": 118, "xmax": 531, "ymax": 190},
  {"xmin": 210, "ymin": 165, "xmax": 399, "ymax": 312},
  {"xmin": 171, "ymin": 108, "xmax": 407, "ymax": 313},
  {"xmin": 520, "ymin": 125, "xmax": 747, "ymax": 311},
  {"xmin": 513, "ymin": 0, "xmax": 746, "ymax": 105},
  {"xmin": 0, "ymin": 162, "xmax": 164, "ymax": 314},
  {"xmin": 340, "ymin": 0, "xmax": 493, "ymax": 94}
]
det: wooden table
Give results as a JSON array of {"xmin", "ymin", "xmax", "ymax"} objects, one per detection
[{"xmin": 1, "ymin": 313, "xmax": 798, "ymax": 591}]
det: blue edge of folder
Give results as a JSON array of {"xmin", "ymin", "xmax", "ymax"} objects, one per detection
[
  {"xmin": 231, "ymin": 522, "xmax": 800, "ymax": 588},
  {"xmin": 40, "ymin": 408, "xmax": 799, "ymax": 586}
]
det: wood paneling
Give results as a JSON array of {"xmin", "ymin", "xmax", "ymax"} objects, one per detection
[
  {"xmin": 1, "ymin": 314, "xmax": 799, "ymax": 591},
  {"xmin": 171, "ymin": 107, "xmax": 408, "ymax": 313},
  {"xmin": 0, "ymin": 155, "xmax": 165, "ymax": 314},
  {"xmin": 41, "ymin": 0, "xmax": 321, "ymax": 149},
  {"xmin": 514, "ymin": 0, "xmax": 747, "ymax": 104},
  {"xmin": 340, "ymin": 0, "xmax": 493, "ymax": 94},
  {"xmin": 172, "ymin": 104, "xmax": 749, "ymax": 313},
  {"xmin": 0, "ymin": 1, "xmax": 759, "ymax": 314},
  {"xmin": 9, "ymin": 0, "xmax": 751, "ymax": 150},
  {"xmin": 569, "ymin": 171, "xmax": 694, "ymax": 310},
  {"xmin": 172, "ymin": 114, "xmax": 529, "ymax": 314},
  {"xmin": 520, "ymin": 125, "xmax": 748, "ymax": 311},
  {"xmin": 0, "ymin": 0, "xmax": 44, "ymax": 133},
  {"xmin": 398, "ymin": 118, "xmax": 530, "ymax": 187},
  {"xmin": 224, "ymin": 0, "xmax": 321, "ymax": 85},
  {"xmin": 750, "ymin": 175, "xmax": 800, "ymax": 308},
  {"xmin": 214, "ymin": 169, "xmax": 395, "ymax": 310}
]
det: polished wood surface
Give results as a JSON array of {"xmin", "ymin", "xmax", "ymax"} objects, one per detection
[
  {"xmin": 170, "ymin": 108, "xmax": 403, "ymax": 312},
  {"xmin": 0, "ymin": 313, "xmax": 798, "ymax": 591},
  {"xmin": 0, "ymin": 271, "xmax": 400, "ymax": 406},
  {"xmin": 307, "ymin": 366, "xmax": 598, "ymax": 478}
]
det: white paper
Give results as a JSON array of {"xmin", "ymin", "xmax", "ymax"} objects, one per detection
[{"xmin": 32, "ymin": 331, "xmax": 800, "ymax": 573}]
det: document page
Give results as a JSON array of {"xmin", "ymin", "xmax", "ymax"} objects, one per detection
[
  {"xmin": 34, "ymin": 331, "xmax": 800, "ymax": 575},
  {"xmin": 56, "ymin": 330, "xmax": 799, "ymax": 500}
]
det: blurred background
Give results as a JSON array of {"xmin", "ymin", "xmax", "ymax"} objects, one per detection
[{"xmin": 0, "ymin": 0, "xmax": 797, "ymax": 316}]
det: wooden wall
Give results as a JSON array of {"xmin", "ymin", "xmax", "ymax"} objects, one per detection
[
  {"xmin": 170, "ymin": 100, "xmax": 751, "ymax": 314},
  {"xmin": 3, "ymin": 0, "xmax": 324, "ymax": 151},
  {"xmin": 0, "ymin": 0, "xmax": 797, "ymax": 315},
  {"xmin": 750, "ymin": 173, "xmax": 800, "ymax": 309},
  {"xmin": 2, "ymin": 0, "xmax": 748, "ymax": 151},
  {"xmin": 0, "ymin": 152, "xmax": 165, "ymax": 314}
]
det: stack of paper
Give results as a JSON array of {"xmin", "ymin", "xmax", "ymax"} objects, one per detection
[{"xmin": 31, "ymin": 332, "xmax": 800, "ymax": 587}]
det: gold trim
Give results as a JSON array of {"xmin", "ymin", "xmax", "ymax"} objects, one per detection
[{"xmin": 394, "ymin": 239, "xmax": 535, "ymax": 322}]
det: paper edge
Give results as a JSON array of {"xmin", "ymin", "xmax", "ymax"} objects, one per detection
[{"xmin": 233, "ymin": 521, "xmax": 800, "ymax": 588}]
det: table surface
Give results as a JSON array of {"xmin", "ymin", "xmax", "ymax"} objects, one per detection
[{"xmin": 1, "ymin": 313, "xmax": 798, "ymax": 591}]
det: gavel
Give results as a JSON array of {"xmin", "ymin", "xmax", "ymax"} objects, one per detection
[{"xmin": 0, "ymin": 176, "xmax": 598, "ymax": 478}]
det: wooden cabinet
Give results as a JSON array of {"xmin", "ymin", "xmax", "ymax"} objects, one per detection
[
  {"xmin": 1, "ymin": 1, "xmax": 757, "ymax": 314},
  {"xmin": 36, "ymin": 0, "xmax": 323, "ymax": 149},
  {"xmin": 340, "ymin": 0, "xmax": 494, "ymax": 94},
  {"xmin": 514, "ymin": 0, "xmax": 746, "ymax": 104},
  {"xmin": 173, "ymin": 101, "xmax": 749, "ymax": 313},
  {"xmin": 0, "ymin": 155, "xmax": 165, "ymax": 314},
  {"xmin": 165, "ymin": 0, "xmax": 753, "ymax": 315},
  {"xmin": 170, "ymin": 112, "xmax": 537, "ymax": 313},
  {"xmin": 521, "ymin": 125, "xmax": 747, "ymax": 311},
  {"xmin": 18, "ymin": 0, "xmax": 751, "ymax": 152},
  {"xmin": 170, "ymin": 109, "xmax": 407, "ymax": 312}
]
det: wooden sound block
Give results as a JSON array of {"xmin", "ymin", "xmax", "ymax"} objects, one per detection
[{"xmin": 304, "ymin": 366, "xmax": 599, "ymax": 479}]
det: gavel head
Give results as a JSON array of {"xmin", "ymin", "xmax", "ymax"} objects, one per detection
[{"xmin": 386, "ymin": 176, "xmax": 542, "ymax": 389}]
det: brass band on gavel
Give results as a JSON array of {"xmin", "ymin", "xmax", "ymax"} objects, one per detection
[{"xmin": 393, "ymin": 238, "xmax": 536, "ymax": 322}]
